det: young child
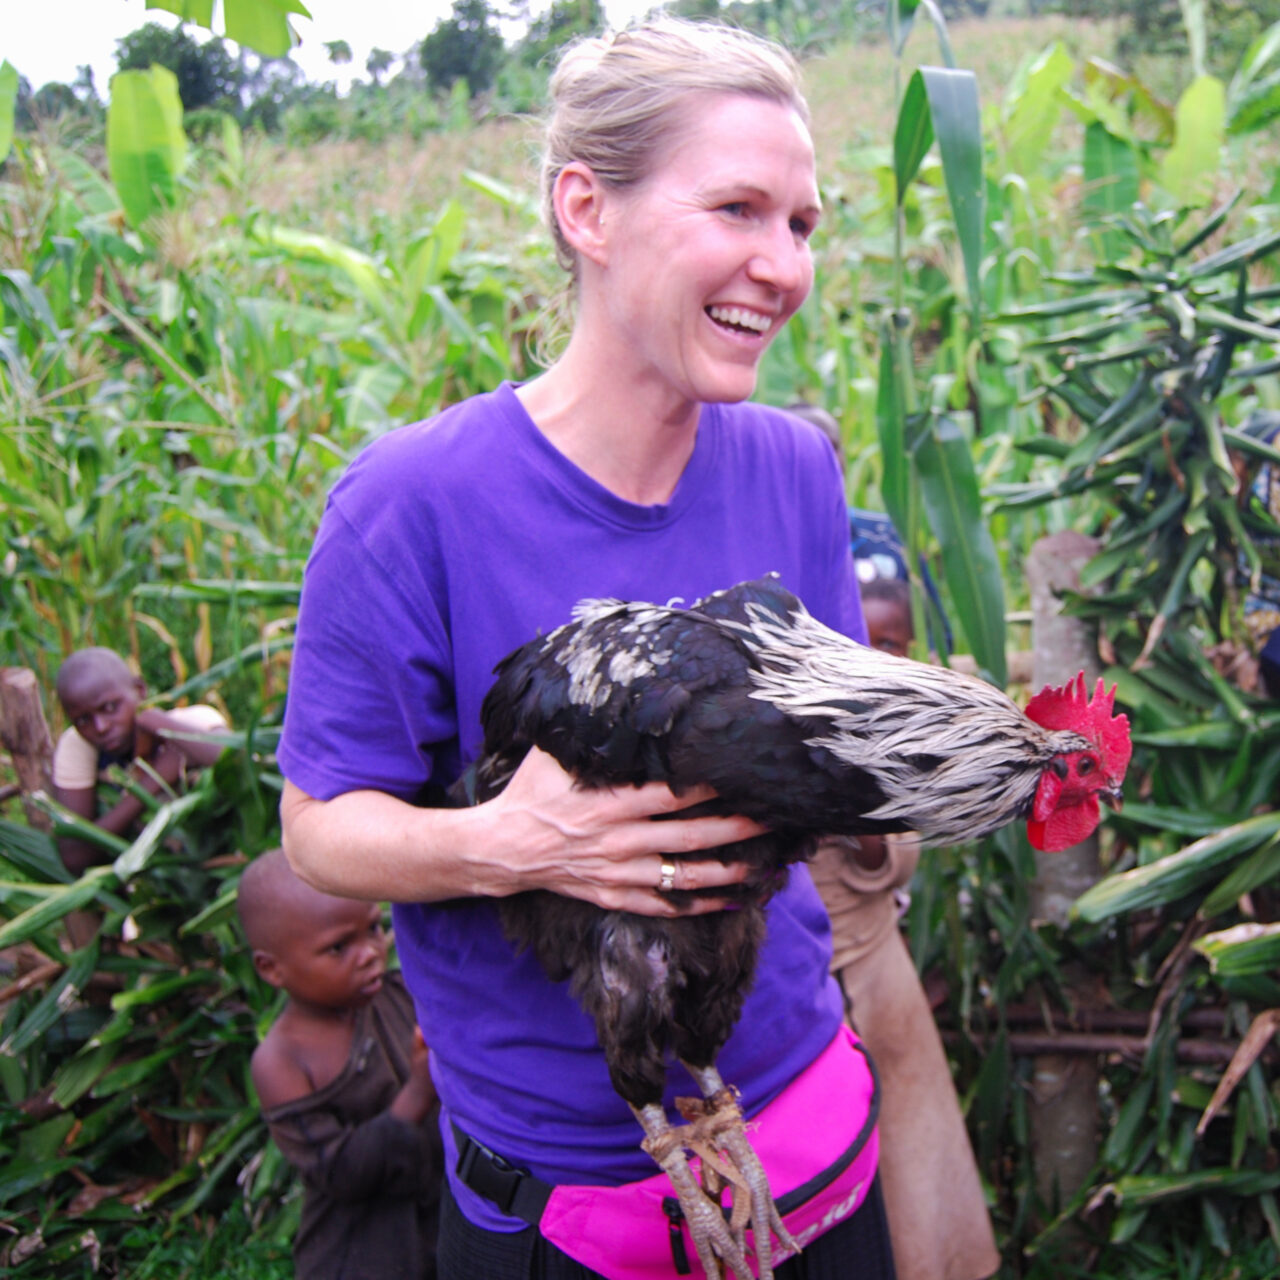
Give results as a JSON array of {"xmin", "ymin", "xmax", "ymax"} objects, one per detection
[
  {"xmin": 860, "ymin": 576, "xmax": 914, "ymax": 659},
  {"xmin": 808, "ymin": 572, "xmax": 999, "ymax": 1280},
  {"xmin": 238, "ymin": 849, "xmax": 441, "ymax": 1280},
  {"xmin": 51, "ymin": 647, "xmax": 230, "ymax": 876}
]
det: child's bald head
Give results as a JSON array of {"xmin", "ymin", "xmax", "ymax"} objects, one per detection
[
  {"xmin": 237, "ymin": 849, "xmax": 389, "ymax": 1008},
  {"xmin": 56, "ymin": 648, "xmax": 137, "ymax": 707},
  {"xmin": 55, "ymin": 648, "xmax": 146, "ymax": 757}
]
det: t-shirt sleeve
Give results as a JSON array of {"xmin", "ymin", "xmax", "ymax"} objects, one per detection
[
  {"xmin": 813, "ymin": 436, "xmax": 867, "ymax": 647},
  {"xmin": 278, "ymin": 497, "xmax": 458, "ymax": 803},
  {"xmin": 167, "ymin": 705, "xmax": 229, "ymax": 734},
  {"xmin": 51, "ymin": 727, "xmax": 99, "ymax": 790}
]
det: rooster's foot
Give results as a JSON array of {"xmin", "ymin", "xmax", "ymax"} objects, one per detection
[
  {"xmin": 679, "ymin": 1065, "xmax": 801, "ymax": 1280},
  {"xmin": 632, "ymin": 1102, "xmax": 752, "ymax": 1280}
]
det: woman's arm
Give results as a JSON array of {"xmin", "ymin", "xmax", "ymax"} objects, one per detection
[{"xmin": 281, "ymin": 746, "xmax": 762, "ymax": 916}]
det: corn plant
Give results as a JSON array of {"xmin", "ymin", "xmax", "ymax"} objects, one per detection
[{"xmin": 962, "ymin": 201, "xmax": 1280, "ymax": 1271}]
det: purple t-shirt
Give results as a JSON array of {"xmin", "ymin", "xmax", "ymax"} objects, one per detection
[{"xmin": 278, "ymin": 383, "xmax": 868, "ymax": 1230}]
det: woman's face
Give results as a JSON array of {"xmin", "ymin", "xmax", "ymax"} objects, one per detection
[{"xmin": 593, "ymin": 93, "xmax": 820, "ymax": 407}]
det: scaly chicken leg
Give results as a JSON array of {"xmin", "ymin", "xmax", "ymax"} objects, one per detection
[
  {"xmin": 631, "ymin": 1099, "xmax": 754, "ymax": 1280},
  {"xmin": 678, "ymin": 1063, "xmax": 800, "ymax": 1280}
]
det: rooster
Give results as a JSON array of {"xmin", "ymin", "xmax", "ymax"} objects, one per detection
[{"xmin": 462, "ymin": 575, "xmax": 1131, "ymax": 1280}]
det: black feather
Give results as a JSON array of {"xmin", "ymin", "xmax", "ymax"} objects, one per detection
[{"xmin": 453, "ymin": 575, "xmax": 1078, "ymax": 1110}]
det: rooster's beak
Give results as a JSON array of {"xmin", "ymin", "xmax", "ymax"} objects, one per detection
[{"xmin": 1101, "ymin": 787, "xmax": 1123, "ymax": 811}]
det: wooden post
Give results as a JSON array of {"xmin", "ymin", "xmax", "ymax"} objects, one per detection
[
  {"xmin": 1025, "ymin": 531, "xmax": 1102, "ymax": 1218},
  {"xmin": 0, "ymin": 667, "xmax": 55, "ymax": 832}
]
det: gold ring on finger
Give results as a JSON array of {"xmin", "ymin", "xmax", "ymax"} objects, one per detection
[{"xmin": 658, "ymin": 860, "xmax": 677, "ymax": 893}]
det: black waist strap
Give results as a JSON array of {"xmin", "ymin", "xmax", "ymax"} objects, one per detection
[{"xmin": 453, "ymin": 1123, "xmax": 554, "ymax": 1225}]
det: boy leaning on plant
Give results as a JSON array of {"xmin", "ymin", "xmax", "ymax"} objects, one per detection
[{"xmin": 51, "ymin": 646, "xmax": 231, "ymax": 877}]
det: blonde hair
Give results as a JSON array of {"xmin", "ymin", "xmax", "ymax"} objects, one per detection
[{"xmin": 540, "ymin": 18, "xmax": 809, "ymax": 275}]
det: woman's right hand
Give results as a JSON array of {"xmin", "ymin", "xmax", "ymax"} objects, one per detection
[{"xmin": 472, "ymin": 747, "xmax": 765, "ymax": 916}]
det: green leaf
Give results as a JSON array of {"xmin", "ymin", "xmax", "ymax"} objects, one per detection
[
  {"xmin": 147, "ymin": 0, "xmax": 312, "ymax": 59},
  {"xmin": 1227, "ymin": 20, "xmax": 1280, "ymax": 133},
  {"xmin": 876, "ymin": 322, "xmax": 911, "ymax": 539},
  {"xmin": 1072, "ymin": 811, "xmax": 1280, "ymax": 922},
  {"xmin": 179, "ymin": 885, "xmax": 241, "ymax": 936},
  {"xmin": 110, "ymin": 970, "xmax": 223, "ymax": 1010},
  {"xmin": 1159, "ymin": 75, "xmax": 1226, "ymax": 207},
  {"xmin": 894, "ymin": 71, "xmax": 934, "ymax": 208},
  {"xmin": 921, "ymin": 66, "xmax": 984, "ymax": 313},
  {"xmin": 1103, "ymin": 1165, "xmax": 1280, "ymax": 1204},
  {"xmin": 0, "ymin": 820, "xmax": 72, "ymax": 884},
  {"xmin": 1002, "ymin": 42, "xmax": 1073, "ymax": 178},
  {"xmin": 253, "ymin": 224, "xmax": 393, "ymax": 320},
  {"xmin": 1, "ymin": 943, "xmax": 99, "ymax": 1056},
  {"xmin": 50, "ymin": 147, "xmax": 121, "ymax": 217},
  {"xmin": 147, "ymin": 0, "xmax": 215, "ymax": 23},
  {"xmin": 1194, "ymin": 923, "xmax": 1280, "ymax": 977},
  {"xmin": 0, "ymin": 867, "xmax": 118, "ymax": 949},
  {"xmin": 1178, "ymin": 0, "xmax": 1207, "ymax": 79},
  {"xmin": 112, "ymin": 790, "xmax": 208, "ymax": 881},
  {"xmin": 221, "ymin": 0, "xmax": 308, "ymax": 61},
  {"xmin": 0, "ymin": 61, "xmax": 17, "ymax": 165},
  {"xmin": 914, "ymin": 413, "xmax": 1007, "ymax": 685},
  {"xmin": 914, "ymin": 0, "xmax": 956, "ymax": 70},
  {"xmin": 1082, "ymin": 123, "xmax": 1139, "ymax": 229},
  {"xmin": 106, "ymin": 66, "xmax": 188, "ymax": 230},
  {"xmin": 1200, "ymin": 835, "xmax": 1280, "ymax": 918}
]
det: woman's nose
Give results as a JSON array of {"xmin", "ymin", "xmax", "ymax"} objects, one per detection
[{"xmin": 754, "ymin": 217, "xmax": 811, "ymax": 289}]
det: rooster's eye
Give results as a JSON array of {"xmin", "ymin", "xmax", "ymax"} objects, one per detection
[{"xmin": 1078, "ymin": 758, "xmax": 1094, "ymax": 775}]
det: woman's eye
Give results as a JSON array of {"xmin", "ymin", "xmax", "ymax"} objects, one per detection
[
  {"xmin": 790, "ymin": 217, "xmax": 815, "ymax": 240},
  {"xmin": 720, "ymin": 202, "xmax": 748, "ymax": 217}
]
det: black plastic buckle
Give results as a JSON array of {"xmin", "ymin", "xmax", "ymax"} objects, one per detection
[{"xmin": 456, "ymin": 1133, "xmax": 526, "ymax": 1217}]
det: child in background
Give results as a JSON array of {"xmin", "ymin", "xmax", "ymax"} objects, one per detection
[
  {"xmin": 52, "ymin": 647, "xmax": 230, "ymax": 876},
  {"xmin": 238, "ymin": 849, "xmax": 441, "ymax": 1280},
  {"xmin": 808, "ymin": 573, "xmax": 999, "ymax": 1279},
  {"xmin": 860, "ymin": 577, "xmax": 913, "ymax": 659}
]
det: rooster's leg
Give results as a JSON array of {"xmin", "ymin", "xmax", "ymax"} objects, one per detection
[
  {"xmin": 631, "ymin": 1102, "xmax": 753, "ymax": 1280},
  {"xmin": 679, "ymin": 1062, "xmax": 801, "ymax": 1280}
]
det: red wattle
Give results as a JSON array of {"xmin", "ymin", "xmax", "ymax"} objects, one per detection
[{"xmin": 1026, "ymin": 797, "xmax": 1101, "ymax": 852}]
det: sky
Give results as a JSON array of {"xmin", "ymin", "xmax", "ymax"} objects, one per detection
[{"xmin": 2, "ymin": 0, "xmax": 658, "ymax": 95}]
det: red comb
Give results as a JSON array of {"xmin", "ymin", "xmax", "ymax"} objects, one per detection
[{"xmin": 1026, "ymin": 673, "xmax": 1132, "ymax": 783}]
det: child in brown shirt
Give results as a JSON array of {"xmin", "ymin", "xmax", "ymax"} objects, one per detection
[{"xmin": 238, "ymin": 849, "xmax": 441, "ymax": 1280}]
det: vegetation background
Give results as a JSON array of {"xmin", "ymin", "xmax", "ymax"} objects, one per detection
[{"xmin": 2, "ymin": 0, "xmax": 1280, "ymax": 1276}]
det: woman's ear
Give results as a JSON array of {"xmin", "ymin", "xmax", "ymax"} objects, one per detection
[{"xmin": 553, "ymin": 161, "xmax": 611, "ymax": 267}]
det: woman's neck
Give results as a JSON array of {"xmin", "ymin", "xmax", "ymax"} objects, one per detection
[{"xmin": 517, "ymin": 337, "xmax": 700, "ymax": 506}]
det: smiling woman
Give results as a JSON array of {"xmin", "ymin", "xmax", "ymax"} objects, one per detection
[{"xmin": 276, "ymin": 18, "xmax": 893, "ymax": 1280}]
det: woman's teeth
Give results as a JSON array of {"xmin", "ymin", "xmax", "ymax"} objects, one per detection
[{"xmin": 707, "ymin": 306, "xmax": 771, "ymax": 334}]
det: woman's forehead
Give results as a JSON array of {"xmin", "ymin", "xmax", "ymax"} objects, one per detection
[{"xmin": 651, "ymin": 94, "xmax": 817, "ymax": 200}]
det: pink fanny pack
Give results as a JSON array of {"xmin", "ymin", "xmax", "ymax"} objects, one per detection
[{"xmin": 454, "ymin": 1024, "xmax": 879, "ymax": 1279}]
